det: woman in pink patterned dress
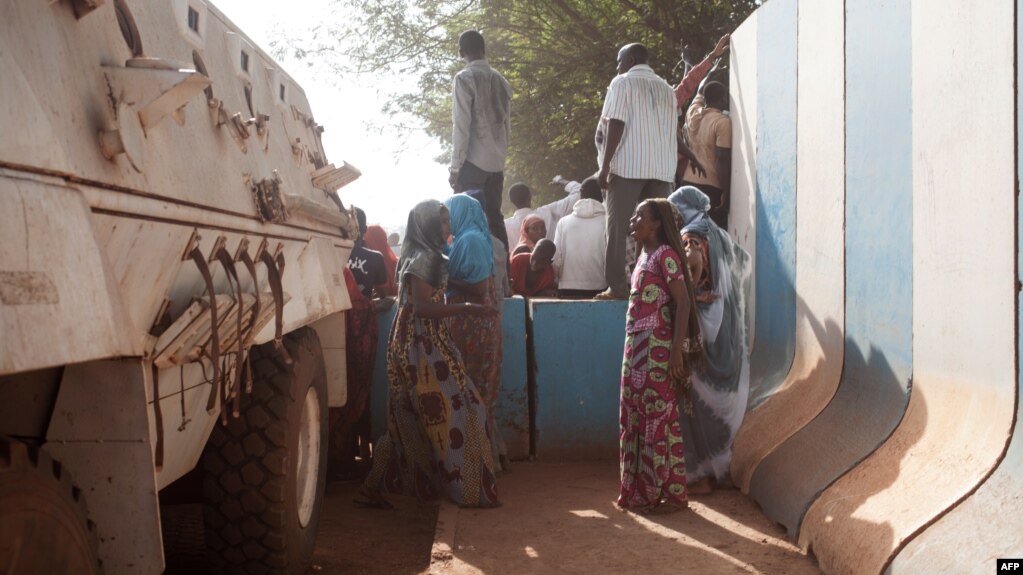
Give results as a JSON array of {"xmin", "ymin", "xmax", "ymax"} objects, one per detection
[{"xmin": 617, "ymin": 198, "xmax": 703, "ymax": 513}]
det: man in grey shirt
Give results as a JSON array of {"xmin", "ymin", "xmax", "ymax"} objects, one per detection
[{"xmin": 449, "ymin": 30, "xmax": 513, "ymax": 252}]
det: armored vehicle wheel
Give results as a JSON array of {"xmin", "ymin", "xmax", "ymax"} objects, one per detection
[
  {"xmin": 202, "ymin": 328, "xmax": 328, "ymax": 574},
  {"xmin": 0, "ymin": 436, "xmax": 102, "ymax": 575}
]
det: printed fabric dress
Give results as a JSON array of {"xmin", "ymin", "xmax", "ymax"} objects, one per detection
[
  {"xmin": 618, "ymin": 244, "xmax": 688, "ymax": 510},
  {"xmin": 669, "ymin": 186, "xmax": 752, "ymax": 485},
  {"xmin": 446, "ymin": 277, "xmax": 505, "ymax": 469},
  {"xmin": 443, "ymin": 194, "xmax": 506, "ymax": 470},
  {"xmin": 363, "ymin": 282, "xmax": 500, "ymax": 507}
]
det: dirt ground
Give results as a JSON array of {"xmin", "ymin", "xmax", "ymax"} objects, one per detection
[
  {"xmin": 429, "ymin": 461, "xmax": 821, "ymax": 575},
  {"xmin": 163, "ymin": 461, "xmax": 820, "ymax": 575},
  {"xmin": 162, "ymin": 480, "xmax": 438, "ymax": 575}
]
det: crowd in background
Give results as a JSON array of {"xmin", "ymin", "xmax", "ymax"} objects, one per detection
[{"xmin": 333, "ymin": 28, "xmax": 750, "ymax": 515}]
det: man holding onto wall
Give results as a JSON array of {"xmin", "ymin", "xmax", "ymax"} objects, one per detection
[
  {"xmin": 681, "ymin": 81, "xmax": 732, "ymax": 229},
  {"xmin": 674, "ymin": 34, "xmax": 730, "ymax": 187},
  {"xmin": 596, "ymin": 43, "xmax": 680, "ymax": 299},
  {"xmin": 449, "ymin": 30, "xmax": 513, "ymax": 253}
]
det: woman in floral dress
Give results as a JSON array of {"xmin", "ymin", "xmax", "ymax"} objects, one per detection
[
  {"xmin": 617, "ymin": 198, "xmax": 703, "ymax": 513},
  {"xmin": 358, "ymin": 199, "xmax": 500, "ymax": 509}
]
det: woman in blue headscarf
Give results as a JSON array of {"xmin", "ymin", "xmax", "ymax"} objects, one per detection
[
  {"xmin": 667, "ymin": 186, "xmax": 752, "ymax": 493},
  {"xmin": 443, "ymin": 194, "xmax": 508, "ymax": 471}
]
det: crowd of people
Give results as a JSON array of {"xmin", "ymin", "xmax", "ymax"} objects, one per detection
[{"xmin": 336, "ymin": 28, "xmax": 749, "ymax": 515}]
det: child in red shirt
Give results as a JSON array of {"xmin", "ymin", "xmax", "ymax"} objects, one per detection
[{"xmin": 509, "ymin": 239, "xmax": 558, "ymax": 297}]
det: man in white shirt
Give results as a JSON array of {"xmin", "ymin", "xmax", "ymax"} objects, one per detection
[
  {"xmin": 502, "ymin": 179, "xmax": 580, "ymax": 254},
  {"xmin": 449, "ymin": 30, "xmax": 513, "ymax": 252},
  {"xmin": 596, "ymin": 43, "xmax": 678, "ymax": 299},
  {"xmin": 552, "ymin": 177, "xmax": 607, "ymax": 299}
]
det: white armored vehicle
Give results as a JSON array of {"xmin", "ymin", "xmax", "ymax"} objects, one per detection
[{"xmin": 0, "ymin": 1, "xmax": 360, "ymax": 573}]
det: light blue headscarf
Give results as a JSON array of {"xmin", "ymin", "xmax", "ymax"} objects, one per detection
[
  {"xmin": 443, "ymin": 194, "xmax": 494, "ymax": 284},
  {"xmin": 667, "ymin": 185, "xmax": 753, "ymax": 485},
  {"xmin": 668, "ymin": 185, "xmax": 712, "ymax": 239}
]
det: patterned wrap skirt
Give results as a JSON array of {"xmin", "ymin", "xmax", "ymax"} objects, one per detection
[{"xmin": 618, "ymin": 325, "xmax": 688, "ymax": 510}]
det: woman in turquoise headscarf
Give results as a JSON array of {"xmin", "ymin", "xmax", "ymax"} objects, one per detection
[
  {"xmin": 358, "ymin": 199, "xmax": 500, "ymax": 509},
  {"xmin": 443, "ymin": 194, "xmax": 508, "ymax": 471},
  {"xmin": 667, "ymin": 186, "xmax": 752, "ymax": 493}
]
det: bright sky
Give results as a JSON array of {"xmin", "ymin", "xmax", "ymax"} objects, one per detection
[{"xmin": 213, "ymin": 0, "xmax": 449, "ymax": 234}]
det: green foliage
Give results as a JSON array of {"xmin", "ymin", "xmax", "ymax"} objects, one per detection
[{"xmin": 284, "ymin": 0, "xmax": 757, "ymax": 209}]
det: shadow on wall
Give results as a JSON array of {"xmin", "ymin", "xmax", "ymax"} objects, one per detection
[
  {"xmin": 800, "ymin": 369, "xmax": 933, "ymax": 574},
  {"xmin": 731, "ymin": 293, "xmax": 844, "ymax": 493},
  {"xmin": 745, "ymin": 188, "xmax": 795, "ymax": 409},
  {"xmin": 797, "ymin": 388, "xmax": 922, "ymax": 569},
  {"xmin": 747, "ymin": 336, "xmax": 913, "ymax": 542}
]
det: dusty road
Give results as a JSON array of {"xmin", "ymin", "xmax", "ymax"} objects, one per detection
[
  {"xmin": 428, "ymin": 461, "xmax": 821, "ymax": 575},
  {"xmin": 164, "ymin": 461, "xmax": 820, "ymax": 574}
]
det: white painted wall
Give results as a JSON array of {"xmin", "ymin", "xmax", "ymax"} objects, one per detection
[{"xmin": 729, "ymin": 12, "xmax": 758, "ymax": 349}]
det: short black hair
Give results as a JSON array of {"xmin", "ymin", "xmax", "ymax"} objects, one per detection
[
  {"xmin": 459, "ymin": 30, "xmax": 485, "ymax": 57},
  {"xmin": 622, "ymin": 43, "xmax": 649, "ymax": 64},
  {"xmin": 580, "ymin": 177, "xmax": 602, "ymax": 202},
  {"xmin": 354, "ymin": 206, "xmax": 367, "ymax": 236},
  {"xmin": 533, "ymin": 238, "xmax": 556, "ymax": 259},
  {"xmin": 509, "ymin": 183, "xmax": 531, "ymax": 208},
  {"xmin": 703, "ymin": 81, "xmax": 728, "ymax": 110}
]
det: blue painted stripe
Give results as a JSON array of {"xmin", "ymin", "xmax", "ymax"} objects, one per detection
[
  {"xmin": 748, "ymin": 0, "xmax": 798, "ymax": 407},
  {"xmin": 748, "ymin": 0, "xmax": 914, "ymax": 538},
  {"xmin": 497, "ymin": 297, "xmax": 530, "ymax": 459},
  {"xmin": 532, "ymin": 299, "xmax": 628, "ymax": 460}
]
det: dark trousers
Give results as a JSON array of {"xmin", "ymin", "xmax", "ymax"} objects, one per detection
[
  {"xmin": 681, "ymin": 181, "xmax": 729, "ymax": 229},
  {"xmin": 605, "ymin": 176, "xmax": 673, "ymax": 296},
  {"xmin": 458, "ymin": 161, "xmax": 510, "ymax": 252}
]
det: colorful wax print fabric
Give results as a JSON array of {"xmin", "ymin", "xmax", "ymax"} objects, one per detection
[
  {"xmin": 618, "ymin": 244, "xmax": 688, "ymax": 510},
  {"xmin": 363, "ymin": 285, "xmax": 499, "ymax": 507}
]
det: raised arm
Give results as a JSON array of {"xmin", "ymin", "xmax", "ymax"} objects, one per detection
[
  {"xmin": 536, "ymin": 182, "xmax": 581, "ymax": 224},
  {"xmin": 675, "ymin": 34, "xmax": 730, "ymax": 107}
]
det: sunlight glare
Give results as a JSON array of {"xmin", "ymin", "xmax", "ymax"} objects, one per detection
[{"xmin": 569, "ymin": 509, "xmax": 609, "ymax": 519}]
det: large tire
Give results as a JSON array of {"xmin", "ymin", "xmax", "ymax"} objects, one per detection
[
  {"xmin": 202, "ymin": 327, "xmax": 329, "ymax": 574},
  {"xmin": 0, "ymin": 436, "xmax": 102, "ymax": 575}
]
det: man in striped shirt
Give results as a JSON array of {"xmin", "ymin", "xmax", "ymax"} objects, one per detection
[{"xmin": 596, "ymin": 43, "xmax": 680, "ymax": 299}]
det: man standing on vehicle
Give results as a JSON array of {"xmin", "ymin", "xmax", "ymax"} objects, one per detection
[
  {"xmin": 448, "ymin": 30, "xmax": 513, "ymax": 253},
  {"xmin": 595, "ymin": 43, "xmax": 679, "ymax": 299}
]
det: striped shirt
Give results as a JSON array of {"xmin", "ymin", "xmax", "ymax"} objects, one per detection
[{"xmin": 595, "ymin": 64, "xmax": 679, "ymax": 182}]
